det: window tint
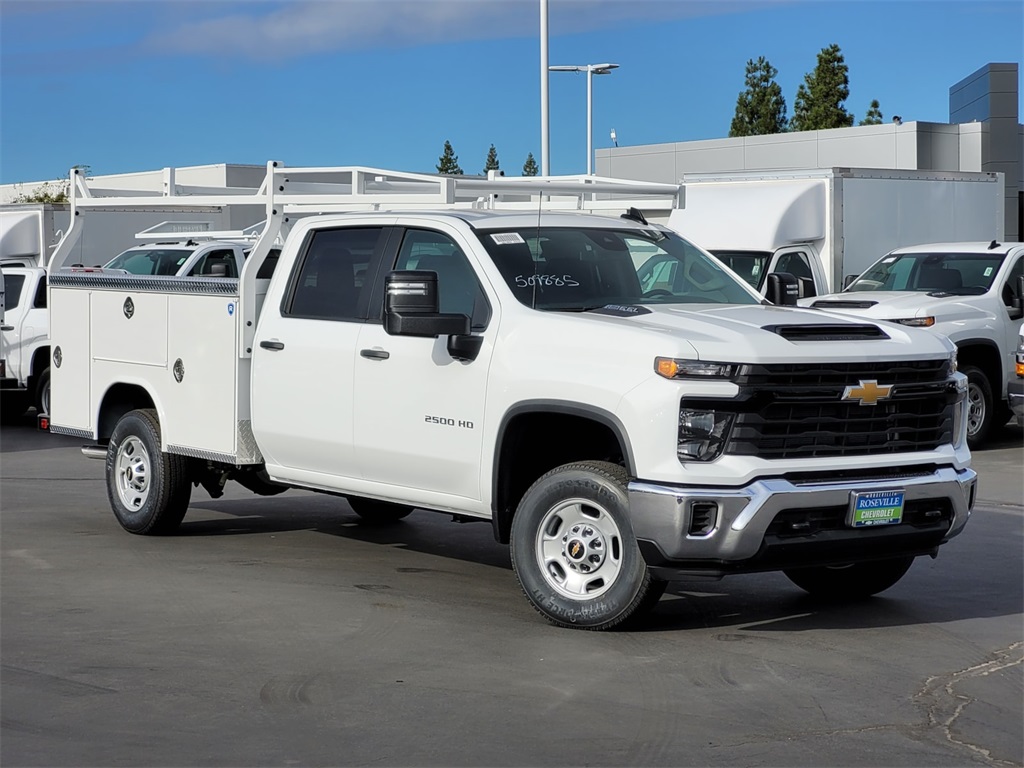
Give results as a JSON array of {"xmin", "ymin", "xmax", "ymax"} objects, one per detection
[
  {"xmin": 394, "ymin": 229, "xmax": 490, "ymax": 329},
  {"xmin": 2, "ymin": 273, "xmax": 25, "ymax": 310},
  {"xmin": 287, "ymin": 228, "xmax": 383, "ymax": 321},
  {"xmin": 34, "ymin": 275, "xmax": 47, "ymax": 309},
  {"xmin": 775, "ymin": 251, "xmax": 813, "ymax": 280},
  {"xmin": 189, "ymin": 248, "xmax": 238, "ymax": 278},
  {"xmin": 104, "ymin": 248, "xmax": 191, "ymax": 276}
]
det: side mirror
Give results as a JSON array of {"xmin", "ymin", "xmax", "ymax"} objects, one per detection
[
  {"xmin": 842, "ymin": 274, "xmax": 857, "ymax": 290},
  {"xmin": 765, "ymin": 272, "xmax": 799, "ymax": 306},
  {"xmin": 796, "ymin": 276, "xmax": 816, "ymax": 299},
  {"xmin": 384, "ymin": 270, "xmax": 470, "ymax": 338}
]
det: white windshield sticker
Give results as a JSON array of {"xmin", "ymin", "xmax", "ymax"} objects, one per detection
[
  {"xmin": 983, "ymin": 266, "xmax": 994, "ymax": 277},
  {"xmin": 491, "ymin": 232, "xmax": 526, "ymax": 245},
  {"xmin": 882, "ymin": 257, "xmax": 896, "ymax": 263}
]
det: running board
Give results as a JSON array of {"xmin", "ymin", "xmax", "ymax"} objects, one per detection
[{"xmin": 81, "ymin": 445, "xmax": 107, "ymax": 460}]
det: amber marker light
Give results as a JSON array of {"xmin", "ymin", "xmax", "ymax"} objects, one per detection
[{"xmin": 656, "ymin": 358, "xmax": 679, "ymax": 378}]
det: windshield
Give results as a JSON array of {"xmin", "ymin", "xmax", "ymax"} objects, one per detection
[
  {"xmin": 103, "ymin": 248, "xmax": 192, "ymax": 276},
  {"xmin": 476, "ymin": 226, "xmax": 758, "ymax": 310},
  {"xmin": 847, "ymin": 252, "xmax": 1006, "ymax": 295},
  {"xmin": 710, "ymin": 250, "xmax": 771, "ymax": 290}
]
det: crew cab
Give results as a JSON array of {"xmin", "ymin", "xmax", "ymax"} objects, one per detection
[
  {"xmin": 46, "ymin": 165, "xmax": 977, "ymax": 630},
  {"xmin": 100, "ymin": 240, "xmax": 246, "ymax": 277},
  {"xmin": 804, "ymin": 241, "xmax": 1024, "ymax": 447}
]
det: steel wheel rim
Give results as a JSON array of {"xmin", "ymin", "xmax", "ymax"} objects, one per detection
[
  {"xmin": 115, "ymin": 436, "xmax": 151, "ymax": 510},
  {"xmin": 535, "ymin": 497, "xmax": 623, "ymax": 600},
  {"xmin": 966, "ymin": 382, "xmax": 986, "ymax": 436}
]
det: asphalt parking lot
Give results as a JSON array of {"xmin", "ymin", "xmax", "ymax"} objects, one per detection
[{"xmin": 2, "ymin": 415, "xmax": 1021, "ymax": 767}]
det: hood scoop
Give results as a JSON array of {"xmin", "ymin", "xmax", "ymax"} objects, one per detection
[
  {"xmin": 762, "ymin": 323, "xmax": 890, "ymax": 341},
  {"xmin": 810, "ymin": 299, "xmax": 878, "ymax": 309}
]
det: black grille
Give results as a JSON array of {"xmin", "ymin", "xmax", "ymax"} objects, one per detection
[
  {"xmin": 766, "ymin": 498, "xmax": 953, "ymax": 538},
  {"xmin": 695, "ymin": 359, "xmax": 955, "ymax": 459}
]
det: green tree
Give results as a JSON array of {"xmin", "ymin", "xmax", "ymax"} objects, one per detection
[
  {"xmin": 729, "ymin": 56, "xmax": 788, "ymax": 137},
  {"xmin": 13, "ymin": 164, "xmax": 92, "ymax": 203},
  {"xmin": 482, "ymin": 144, "xmax": 500, "ymax": 175},
  {"xmin": 522, "ymin": 152, "xmax": 539, "ymax": 177},
  {"xmin": 859, "ymin": 99, "xmax": 884, "ymax": 126},
  {"xmin": 436, "ymin": 140, "xmax": 463, "ymax": 175},
  {"xmin": 791, "ymin": 44, "xmax": 854, "ymax": 131}
]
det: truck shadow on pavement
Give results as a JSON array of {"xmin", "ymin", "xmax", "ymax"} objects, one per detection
[{"xmin": 185, "ymin": 493, "xmax": 1022, "ymax": 634}]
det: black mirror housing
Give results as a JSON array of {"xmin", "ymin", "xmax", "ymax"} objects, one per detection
[
  {"xmin": 842, "ymin": 274, "xmax": 857, "ymax": 290},
  {"xmin": 384, "ymin": 270, "xmax": 471, "ymax": 337},
  {"xmin": 766, "ymin": 272, "xmax": 799, "ymax": 306}
]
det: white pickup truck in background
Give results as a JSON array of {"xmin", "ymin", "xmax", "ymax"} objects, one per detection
[
  {"xmin": 804, "ymin": 240, "xmax": 1024, "ymax": 447},
  {"xmin": 46, "ymin": 163, "xmax": 976, "ymax": 630}
]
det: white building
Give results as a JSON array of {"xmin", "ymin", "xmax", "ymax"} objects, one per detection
[{"xmin": 597, "ymin": 63, "xmax": 1022, "ymax": 241}]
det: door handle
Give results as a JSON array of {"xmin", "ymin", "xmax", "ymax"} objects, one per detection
[
  {"xmin": 360, "ymin": 348, "xmax": 390, "ymax": 360},
  {"xmin": 259, "ymin": 340, "xmax": 285, "ymax": 351},
  {"xmin": 0, "ymin": 325, "xmax": 13, "ymax": 332}
]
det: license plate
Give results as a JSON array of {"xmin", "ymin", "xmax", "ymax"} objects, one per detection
[{"xmin": 847, "ymin": 489, "xmax": 905, "ymax": 527}]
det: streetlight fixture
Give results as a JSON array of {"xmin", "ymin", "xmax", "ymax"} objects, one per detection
[{"xmin": 549, "ymin": 62, "xmax": 619, "ymax": 175}]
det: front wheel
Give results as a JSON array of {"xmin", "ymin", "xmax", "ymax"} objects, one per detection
[
  {"xmin": 783, "ymin": 556, "xmax": 915, "ymax": 600},
  {"xmin": 106, "ymin": 409, "xmax": 191, "ymax": 535},
  {"xmin": 961, "ymin": 364, "xmax": 994, "ymax": 448},
  {"xmin": 510, "ymin": 461, "xmax": 661, "ymax": 630}
]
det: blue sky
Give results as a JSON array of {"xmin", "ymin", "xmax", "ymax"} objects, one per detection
[{"xmin": 1, "ymin": 0, "xmax": 1021, "ymax": 185}]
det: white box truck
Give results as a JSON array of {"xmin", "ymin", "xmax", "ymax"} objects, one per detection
[
  {"xmin": 665, "ymin": 168, "xmax": 1005, "ymax": 297},
  {"xmin": 44, "ymin": 163, "xmax": 976, "ymax": 630}
]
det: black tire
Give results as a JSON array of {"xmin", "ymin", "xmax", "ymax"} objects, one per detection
[
  {"xmin": 509, "ymin": 461, "xmax": 661, "ymax": 630},
  {"xmin": 347, "ymin": 496, "xmax": 414, "ymax": 524},
  {"xmin": 105, "ymin": 408, "xmax": 191, "ymax": 535},
  {"xmin": 34, "ymin": 366, "xmax": 50, "ymax": 415},
  {"xmin": 961, "ymin": 364, "xmax": 994, "ymax": 448},
  {"xmin": 783, "ymin": 556, "xmax": 915, "ymax": 600}
]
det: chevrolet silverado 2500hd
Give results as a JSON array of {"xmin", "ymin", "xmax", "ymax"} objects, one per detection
[{"xmin": 46, "ymin": 164, "xmax": 976, "ymax": 629}]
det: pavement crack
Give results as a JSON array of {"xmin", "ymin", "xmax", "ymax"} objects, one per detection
[{"xmin": 913, "ymin": 642, "xmax": 1024, "ymax": 767}]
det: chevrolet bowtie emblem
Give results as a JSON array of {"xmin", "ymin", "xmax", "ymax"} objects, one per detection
[{"xmin": 842, "ymin": 379, "xmax": 894, "ymax": 406}]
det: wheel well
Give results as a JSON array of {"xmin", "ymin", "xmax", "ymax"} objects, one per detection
[
  {"xmin": 491, "ymin": 410, "xmax": 628, "ymax": 544},
  {"xmin": 97, "ymin": 384, "xmax": 155, "ymax": 441},
  {"xmin": 30, "ymin": 346, "xmax": 50, "ymax": 377},
  {"xmin": 957, "ymin": 341, "xmax": 1002, "ymax": 391}
]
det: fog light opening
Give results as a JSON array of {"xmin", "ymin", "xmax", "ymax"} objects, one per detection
[{"xmin": 688, "ymin": 501, "xmax": 719, "ymax": 537}]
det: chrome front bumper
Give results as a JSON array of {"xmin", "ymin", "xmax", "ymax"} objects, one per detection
[{"xmin": 628, "ymin": 466, "xmax": 977, "ymax": 568}]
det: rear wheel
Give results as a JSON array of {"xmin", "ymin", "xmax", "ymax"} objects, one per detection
[
  {"xmin": 510, "ymin": 461, "xmax": 661, "ymax": 630},
  {"xmin": 346, "ymin": 496, "xmax": 414, "ymax": 524},
  {"xmin": 106, "ymin": 409, "xmax": 191, "ymax": 535},
  {"xmin": 783, "ymin": 556, "xmax": 915, "ymax": 600},
  {"xmin": 34, "ymin": 367, "xmax": 50, "ymax": 415}
]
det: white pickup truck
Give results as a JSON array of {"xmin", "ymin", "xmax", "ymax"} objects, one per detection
[
  {"xmin": 46, "ymin": 164, "xmax": 977, "ymax": 630},
  {"xmin": 804, "ymin": 241, "xmax": 1024, "ymax": 447}
]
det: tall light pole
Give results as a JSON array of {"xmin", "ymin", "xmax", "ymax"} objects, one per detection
[
  {"xmin": 540, "ymin": 0, "xmax": 550, "ymax": 175},
  {"xmin": 549, "ymin": 63, "xmax": 619, "ymax": 175}
]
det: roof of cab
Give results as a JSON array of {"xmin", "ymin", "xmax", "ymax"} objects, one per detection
[{"xmin": 303, "ymin": 208, "xmax": 668, "ymax": 231}]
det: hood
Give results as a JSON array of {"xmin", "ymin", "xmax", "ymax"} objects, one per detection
[
  {"xmin": 568, "ymin": 302, "xmax": 954, "ymax": 364},
  {"xmin": 802, "ymin": 291, "xmax": 990, "ymax": 325}
]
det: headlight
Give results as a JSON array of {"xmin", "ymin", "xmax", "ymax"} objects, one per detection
[
  {"xmin": 656, "ymin": 358, "xmax": 736, "ymax": 379},
  {"xmin": 677, "ymin": 408, "xmax": 734, "ymax": 462},
  {"xmin": 886, "ymin": 316, "xmax": 935, "ymax": 327}
]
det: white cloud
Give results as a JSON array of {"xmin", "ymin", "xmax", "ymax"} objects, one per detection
[{"xmin": 144, "ymin": 0, "xmax": 787, "ymax": 60}]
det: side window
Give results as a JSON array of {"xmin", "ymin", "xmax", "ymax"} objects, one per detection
[
  {"xmin": 775, "ymin": 251, "xmax": 813, "ymax": 280},
  {"xmin": 34, "ymin": 275, "xmax": 47, "ymax": 309},
  {"xmin": 2, "ymin": 274, "xmax": 25, "ymax": 311},
  {"xmin": 287, "ymin": 227, "xmax": 383, "ymax": 321},
  {"xmin": 1002, "ymin": 256, "xmax": 1023, "ymax": 308},
  {"xmin": 189, "ymin": 248, "xmax": 238, "ymax": 278},
  {"xmin": 394, "ymin": 229, "xmax": 490, "ymax": 329}
]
